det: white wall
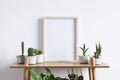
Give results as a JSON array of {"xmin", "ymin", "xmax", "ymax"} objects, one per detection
[{"xmin": 0, "ymin": 0, "xmax": 120, "ymax": 80}]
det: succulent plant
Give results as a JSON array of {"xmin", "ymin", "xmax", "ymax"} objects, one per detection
[
  {"xmin": 94, "ymin": 42, "xmax": 102, "ymax": 58},
  {"xmin": 80, "ymin": 43, "xmax": 89, "ymax": 56},
  {"xmin": 34, "ymin": 49, "xmax": 43, "ymax": 55},
  {"xmin": 68, "ymin": 68, "xmax": 84, "ymax": 80}
]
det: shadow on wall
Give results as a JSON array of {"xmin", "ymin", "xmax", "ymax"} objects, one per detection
[{"xmin": 37, "ymin": 18, "xmax": 43, "ymax": 49}]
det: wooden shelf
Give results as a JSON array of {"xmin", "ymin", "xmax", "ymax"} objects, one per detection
[
  {"xmin": 10, "ymin": 62, "xmax": 109, "ymax": 68},
  {"xmin": 92, "ymin": 63, "xmax": 109, "ymax": 68},
  {"xmin": 10, "ymin": 57, "xmax": 110, "ymax": 80}
]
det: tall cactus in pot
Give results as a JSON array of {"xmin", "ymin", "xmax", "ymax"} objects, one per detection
[
  {"xmin": 16, "ymin": 41, "xmax": 25, "ymax": 64},
  {"xmin": 21, "ymin": 41, "xmax": 24, "ymax": 56}
]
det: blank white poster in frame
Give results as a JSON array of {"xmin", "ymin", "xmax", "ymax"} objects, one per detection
[{"xmin": 43, "ymin": 17, "xmax": 78, "ymax": 62}]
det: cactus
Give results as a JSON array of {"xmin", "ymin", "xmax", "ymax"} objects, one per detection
[
  {"xmin": 28, "ymin": 48, "xmax": 35, "ymax": 56},
  {"xmin": 80, "ymin": 43, "xmax": 89, "ymax": 56},
  {"xmin": 21, "ymin": 41, "xmax": 24, "ymax": 56}
]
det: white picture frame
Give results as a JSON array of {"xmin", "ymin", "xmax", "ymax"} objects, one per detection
[{"xmin": 43, "ymin": 17, "xmax": 78, "ymax": 62}]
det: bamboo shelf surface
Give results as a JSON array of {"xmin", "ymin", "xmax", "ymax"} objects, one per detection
[
  {"xmin": 10, "ymin": 62, "xmax": 109, "ymax": 68},
  {"xmin": 92, "ymin": 62, "xmax": 110, "ymax": 68}
]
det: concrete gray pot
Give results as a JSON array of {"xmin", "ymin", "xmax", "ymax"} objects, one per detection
[{"xmin": 16, "ymin": 55, "xmax": 25, "ymax": 64}]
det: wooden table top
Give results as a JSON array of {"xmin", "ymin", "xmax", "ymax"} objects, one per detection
[{"xmin": 10, "ymin": 62, "xmax": 110, "ymax": 68}]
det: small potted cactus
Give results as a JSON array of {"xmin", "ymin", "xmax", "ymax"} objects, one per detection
[
  {"xmin": 78, "ymin": 43, "xmax": 90, "ymax": 64},
  {"xmin": 16, "ymin": 41, "xmax": 25, "ymax": 64},
  {"xmin": 94, "ymin": 42, "xmax": 102, "ymax": 64},
  {"xmin": 27, "ymin": 48, "xmax": 37, "ymax": 64},
  {"xmin": 34, "ymin": 49, "xmax": 44, "ymax": 63}
]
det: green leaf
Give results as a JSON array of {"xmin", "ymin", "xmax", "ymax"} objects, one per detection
[
  {"xmin": 80, "ymin": 44, "xmax": 89, "ymax": 56},
  {"xmin": 95, "ymin": 42, "xmax": 102, "ymax": 57},
  {"xmin": 83, "ymin": 44, "xmax": 85, "ymax": 49},
  {"xmin": 78, "ymin": 75, "xmax": 84, "ymax": 80},
  {"xmin": 30, "ymin": 69, "xmax": 43, "ymax": 80},
  {"xmin": 45, "ymin": 68, "xmax": 54, "ymax": 80},
  {"xmin": 40, "ymin": 73, "xmax": 45, "ymax": 80},
  {"xmin": 55, "ymin": 77, "xmax": 69, "ymax": 80}
]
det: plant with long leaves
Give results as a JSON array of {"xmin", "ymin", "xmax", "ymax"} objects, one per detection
[
  {"xmin": 80, "ymin": 44, "xmax": 89, "ymax": 56},
  {"xmin": 94, "ymin": 42, "xmax": 102, "ymax": 58},
  {"xmin": 30, "ymin": 68, "xmax": 68, "ymax": 80},
  {"xmin": 68, "ymin": 68, "xmax": 84, "ymax": 80}
]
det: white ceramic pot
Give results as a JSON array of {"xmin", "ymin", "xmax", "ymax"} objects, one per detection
[
  {"xmin": 28, "ymin": 56, "xmax": 37, "ymax": 65},
  {"xmin": 78, "ymin": 55, "xmax": 90, "ymax": 64},
  {"xmin": 36, "ymin": 54, "xmax": 44, "ymax": 63},
  {"xmin": 95, "ymin": 58, "xmax": 102, "ymax": 64},
  {"xmin": 95, "ymin": 55, "xmax": 103, "ymax": 64}
]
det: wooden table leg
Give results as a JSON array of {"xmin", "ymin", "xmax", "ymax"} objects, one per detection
[
  {"xmin": 88, "ymin": 68, "xmax": 93, "ymax": 80},
  {"xmin": 92, "ymin": 68, "xmax": 96, "ymax": 80},
  {"xmin": 24, "ymin": 68, "xmax": 30, "ymax": 80},
  {"xmin": 90, "ymin": 57, "xmax": 96, "ymax": 80},
  {"xmin": 28, "ymin": 68, "xmax": 30, "ymax": 80}
]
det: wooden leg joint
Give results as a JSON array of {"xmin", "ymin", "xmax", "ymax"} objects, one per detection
[{"xmin": 24, "ymin": 68, "xmax": 30, "ymax": 80}]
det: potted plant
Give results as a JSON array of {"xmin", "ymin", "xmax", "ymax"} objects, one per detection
[
  {"xmin": 78, "ymin": 43, "xmax": 90, "ymax": 64},
  {"xmin": 30, "ymin": 68, "xmax": 68, "ymax": 80},
  {"xmin": 16, "ymin": 41, "xmax": 25, "ymax": 64},
  {"xmin": 94, "ymin": 42, "xmax": 102, "ymax": 64},
  {"xmin": 34, "ymin": 49, "xmax": 44, "ymax": 63},
  {"xmin": 28, "ymin": 48, "xmax": 37, "ymax": 64},
  {"xmin": 68, "ymin": 68, "xmax": 84, "ymax": 80}
]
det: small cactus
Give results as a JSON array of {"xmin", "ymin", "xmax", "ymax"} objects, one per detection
[
  {"xmin": 21, "ymin": 41, "xmax": 24, "ymax": 56},
  {"xmin": 28, "ymin": 48, "xmax": 35, "ymax": 56}
]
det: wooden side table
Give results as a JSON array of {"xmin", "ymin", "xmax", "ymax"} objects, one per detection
[{"xmin": 10, "ymin": 57, "xmax": 109, "ymax": 80}]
